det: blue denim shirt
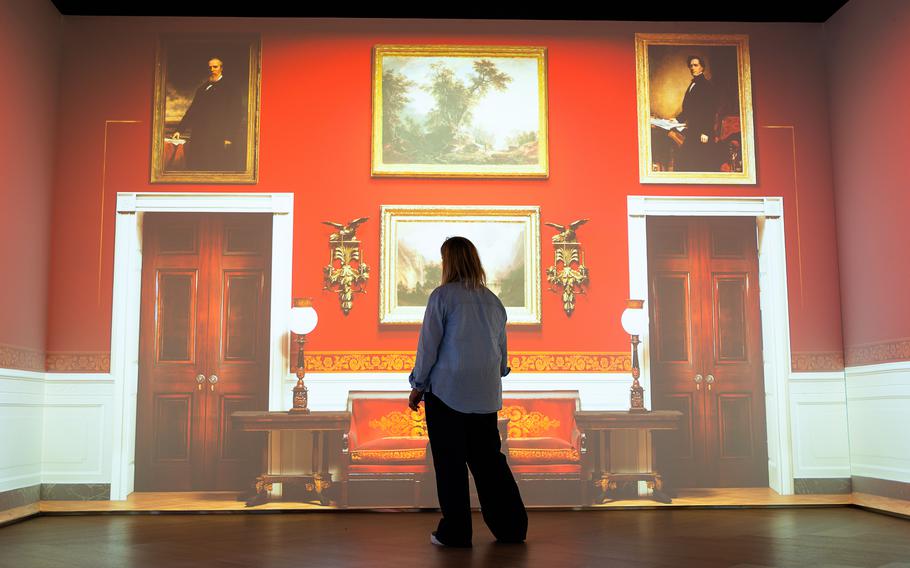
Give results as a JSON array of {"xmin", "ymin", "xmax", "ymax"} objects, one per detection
[{"xmin": 408, "ymin": 283, "xmax": 510, "ymax": 414}]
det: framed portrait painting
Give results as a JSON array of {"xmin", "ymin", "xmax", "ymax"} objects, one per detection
[
  {"xmin": 372, "ymin": 45, "xmax": 549, "ymax": 178},
  {"xmin": 379, "ymin": 205, "xmax": 541, "ymax": 325},
  {"xmin": 151, "ymin": 34, "xmax": 261, "ymax": 184},
  {"xmin": 635, "ymin": 33, "xmax": 756, "ymax": 184}
]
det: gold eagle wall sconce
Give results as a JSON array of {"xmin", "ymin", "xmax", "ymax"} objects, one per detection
[
  {"xmin": 322, "ymin": 217, "xmax": 370, "ymax": 314},
  {"xmin": 545, "ymin": 219, "xmax": 590, "ymax": 316}
]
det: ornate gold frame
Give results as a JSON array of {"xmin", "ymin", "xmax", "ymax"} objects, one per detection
[
  {"xmin": 379, "ymin": 205, "xmax": 541, "ymax": 325},
  {"xmin": 371, "ymin": 45, "xmax": 549, "ymax": 178},
  {"xmin": 634, "ymin": 33, "xmax": 756, "ymax": 185},
  {"xmin": 151, "ymin": 34, "xmax": 261, "ymax": 184}
]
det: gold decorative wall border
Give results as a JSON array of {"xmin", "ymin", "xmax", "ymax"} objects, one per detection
[
  {"xmin": 45, "ymin": 352, "xmax": 111, "ymax": 373},
  {"xmin": 0, "ymin": 344, "xmax": 45, "ymax": 373},
  {"xmin": 296, "ymin": 351, "xmax": 631, "ymax": 373},
  {"xmin": 846, "ymin": 339, "xmax": 910, "ymax": 367},
  {"xmin": 791, "ymin": 351, "xmax": 845, "ymax": 372}
]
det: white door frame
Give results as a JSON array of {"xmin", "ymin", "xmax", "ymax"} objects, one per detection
[
  {"xmin": 108, "ymin": 192, "xmax": 294, "ymax": 500},
  {"xmin": 627, "ymin": 195, "xmax": 794, "ymax": 495}
]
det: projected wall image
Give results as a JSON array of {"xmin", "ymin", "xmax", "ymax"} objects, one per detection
[
  {"xmin": 18, "ymin": 19, "xmax": 908, "ymax": 521},
  {"xmin": 121, "ymin": 207, "xmax": 824, "ymax": 510}
]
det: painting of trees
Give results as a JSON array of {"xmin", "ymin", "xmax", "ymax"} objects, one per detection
[{"xmin": 373, "ymin": 46, "xmax": 548, "ymax": 177}]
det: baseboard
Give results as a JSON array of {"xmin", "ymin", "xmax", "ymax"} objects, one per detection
[
  {"xmin": 0, "ymin": 503, "xmax": 40, "ymax": 527},
  {"xmin": 0, "ymin": 483, "xmax": 41, "ymax": 527},
  {"xmin": 794, "ymin": 478, "xmax": 852, "ymax": 495},
  {"xmin": 40, "ymin": 483, "xmax": 111, "ymax": 501},
  {"xmin": 852, "ymin": 476, "xmax": 910, "ymax": 501},
  {"xmin": 0, "ymin": 484, "xmax": 39, "ymax": 513}
]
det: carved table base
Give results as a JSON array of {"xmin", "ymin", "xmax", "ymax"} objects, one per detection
[
  {"xmin": 232, "ymin": 410, "xmax": 351, "ymax": 508},
  {"xmin": 591, "ymin": 472, "xmax": 672, "ymax": 504}
]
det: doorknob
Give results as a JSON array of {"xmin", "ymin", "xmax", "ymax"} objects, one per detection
[
  {"xmin": 694, "ymin": 374, "xmax": 703, "ymax": 391},
  {"xmin": 706, "ymin": 374, "xmax": 715, "ymax": 391},
  {"xmin": 209, "ymin": 374, "xmax": 219, "ymax": 391},
  {"xmin": 195, "ymin": 374, "xmax": 206, "ymax": 391}
]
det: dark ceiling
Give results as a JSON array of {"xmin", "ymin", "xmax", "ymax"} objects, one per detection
[{"xmin": 49, "ymin": 1, "xmax": 849, "ymax": 23}]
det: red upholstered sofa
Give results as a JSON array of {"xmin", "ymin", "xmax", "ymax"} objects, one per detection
[
  {"xmin": 343, "ymin": 391, "xmax": 432, "ymax": 507},
  {"xmin": 499, "ymin": 391, "xmax": 583, "ymax": 505},
  {"xmin": 342, "ymin": 390, "xmax": 582, "ymax": 507}
]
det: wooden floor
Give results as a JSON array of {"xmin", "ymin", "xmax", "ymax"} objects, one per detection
[
  {"xmin": 39, "ymin": 487, "xmax": 849, "ymax": 512},
  {"xmin": 1, "ymin": 508, "xmax": 908, "ymax": 567}
]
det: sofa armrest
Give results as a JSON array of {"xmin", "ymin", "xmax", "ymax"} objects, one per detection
[
  {"xmin": 571, "ymin": 427, "xmax": 582, "ymax": 451},
  {"xmin": 345, "ymin": 428, "xmax": 359, "ymax": 454},
  {"xmin": 497, "ymin": 417, "xmax": 510, "ymax": 456}
]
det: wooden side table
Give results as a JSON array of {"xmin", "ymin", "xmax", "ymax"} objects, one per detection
[
  {"xmin": 574, "ymin": 410, "xmax": 682, "ymax": 504},
  {"xmin": 232, "ymin": 410, "xmax": 351, "ymax": 507}
]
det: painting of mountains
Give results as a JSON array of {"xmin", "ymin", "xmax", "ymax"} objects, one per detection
[{"xmin": 380, "ymin": 206, "xmax": 541, "ymax": 325}]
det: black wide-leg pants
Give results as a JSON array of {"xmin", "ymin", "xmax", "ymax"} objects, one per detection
[{"xmin": 424, "ymin": 392, "xmax": 528, "ymax": 545}]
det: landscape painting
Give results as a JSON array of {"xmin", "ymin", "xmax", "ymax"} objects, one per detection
[
  {"xmin": 372, "ymin": 45, "xmax": 549, "ymax": 178},
  {"xmin": 380, "ymin": 205, "xmax": 541, "ymax": 324}
]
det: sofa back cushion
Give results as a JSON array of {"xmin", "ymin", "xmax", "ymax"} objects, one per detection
[{"xmin": 348, "ymin": 394, "xmax": 428, "ymax": 464}]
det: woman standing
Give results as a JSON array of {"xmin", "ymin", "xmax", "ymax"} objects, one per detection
[{"xmin": 408, "ymin": 236, "xmax": 528, "ymax": 548}]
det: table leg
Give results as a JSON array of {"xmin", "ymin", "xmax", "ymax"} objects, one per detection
[
  {"xmin": 313, "ymin": 431, "xmax": 334, "ymax": 506},
  {"xmin": 646, "ymin": 430, "xmax": 672, "ymax": 504},
  {"xmin": 591, "ymin": 431, "xmax": 612, "ymax": 504},
  {"xmin": 243, "ymin": 431, "xmax": 272, "ymax": 507}
]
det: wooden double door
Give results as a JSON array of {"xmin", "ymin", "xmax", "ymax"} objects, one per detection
[
  {"xmin": 648, "ymin": 216, "xmax": 769, "ymax": 488},
  {"xmin": 136, "ymin": 213, "xmax": 272, "ymax": 491}
]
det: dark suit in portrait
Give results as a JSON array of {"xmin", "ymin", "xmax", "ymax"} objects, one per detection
[
  {"xmin": 676, "ymin": 72, "xmax": 718, "ymax": 172},
  {"xmin": 177, "ymin": 75, "xmax": 244, "ymax": 171}
]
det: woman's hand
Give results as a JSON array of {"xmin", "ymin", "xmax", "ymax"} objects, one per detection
[{"xmin": 408, "ymin": 388, "xmax": 424, "ymax": 411}]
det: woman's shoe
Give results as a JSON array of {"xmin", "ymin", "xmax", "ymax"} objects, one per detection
[{"xmin": 430, "ymin": 531, "xmax": 471, "ymax": 548}]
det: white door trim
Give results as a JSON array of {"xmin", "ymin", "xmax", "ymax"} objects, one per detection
[
  {"xmin": 627, "ymin": 195, "xmax": 794, "ymax": 495},
  {"xmin": 109, "ymin": 192, "xmax": 294, "ymax": 500}
]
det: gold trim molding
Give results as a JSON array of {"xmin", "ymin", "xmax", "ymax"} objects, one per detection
[
  {"xmin": 791, "ymin": 351, "xmax": 845, "ymax": 372},
  {"xmin": 846, "ymin": 339, "xmax": 910, "ymax": 367},
  {"xmin": 46, "ymin": 352, "xmax": 111, "ymax": 373},
  {"xmin": 0, "ymin": 344, "xmax": 44, "ymax": 372},
  {"xmin": 299, "ymin": 351, "xmax": 630, "ymax": 373}
]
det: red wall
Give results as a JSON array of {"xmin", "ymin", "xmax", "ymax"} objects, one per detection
[
  {"xmin": 827, "ymin": 0, "xmax": 910, "ymax": 365},
  {"xmin": 43, "ymin": 18, "xmax": 844, "ymax": 364},
  {"xmin": 0, "ymin": 0, "xmax": 60, "ymax": 358}
]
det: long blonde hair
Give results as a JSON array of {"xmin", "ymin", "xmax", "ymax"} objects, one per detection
[{"xmin": 440, "ymin": 236, "xmax": 486, "ymax": 290}]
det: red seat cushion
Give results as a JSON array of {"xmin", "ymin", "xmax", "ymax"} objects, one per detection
[
  {"xmin": 349, "ymin": 436, "xmax": 428, "ymax": 464},
  {"xmin": 349, "ymin": 464, "xmax": 430, "ymax": 474},
  {"xmin": 510, "ymin": 463, "xmax": 581, "ymax": 474},
  {"xmin": 507, "ymin": 437, "xmax": 580, "ymax": 464}
]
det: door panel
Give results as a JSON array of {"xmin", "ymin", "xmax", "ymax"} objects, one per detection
[
  {"xmin": 713, "ymin": 275, "xmax": 748, "ymax": 362},
  {"xmin": 203, "ymin": 214, "xmax": 272, "ymax": 489},
  {"xmin": 649, "ymin": 218, "xmax": 707, "ymax": 488},
  {"xmin": 718, "ymin": 394, "xmax": 754, "ymax": 459},
  {"xmin": 652, "ymin": 274, "xmax": 694, "ymax": 363},
  {"xmin": 221, "ymin": 272, "xmax": 263, "ymax": 362},
  {"xmin": 137, "ymin": 213, "xmax": 271, "ymax": 491},
  {"xmin": 649, "ymin": 217, "xmax": 767, "ymax": 488},
  {"xmin": 153, "ymin": 394, "xmax": 192, "ymax": 461},
  {"xmin": 156, "ymin": 271, "xmax": 199, "ymax": 363}
]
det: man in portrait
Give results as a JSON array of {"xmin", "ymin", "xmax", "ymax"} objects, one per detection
[
  {"xmin": 674, "ymin": 55, "xmax": 718, "ymax": 172},
  {"xmin": 172, "ymin": 57, "xmax": 244, "ymax": 171}
]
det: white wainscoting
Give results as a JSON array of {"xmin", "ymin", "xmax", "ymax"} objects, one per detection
[
  {"xmin": 788, "ymin": 372, "xmax": 850, "ymax": 479},
  {"xmin": 291, "ymin": 373, "xmax": 638, "ymax": 411},
  {"xmin": 7, "ymin": 366, "xmax": 867, "ymax": 497},
  {"xmin": 845, "ymin": 361, "xmax": 910, "ymax": 483},
  {"xmin": 42, "ymin": 375, "xmax": 114, "ymax": 484},
  {"xmin": 0, "ymin": 369, "xmax": 45, "ymax": 493}
]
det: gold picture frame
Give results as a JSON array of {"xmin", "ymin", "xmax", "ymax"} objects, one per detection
[
  {"xmin": 371, "ymin": 45, "xmax": 549, "ymax": 178},
  {"xmin": 151, "ymin": 33, "xmax": 261, "ymax": 184},
  {"xmin": 379, "ymin": 205, "xmax": 541, "ymax": 325},
  {"xmin": 635, "ymin": 33, "xmax": 756, "ymax": 184}
]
